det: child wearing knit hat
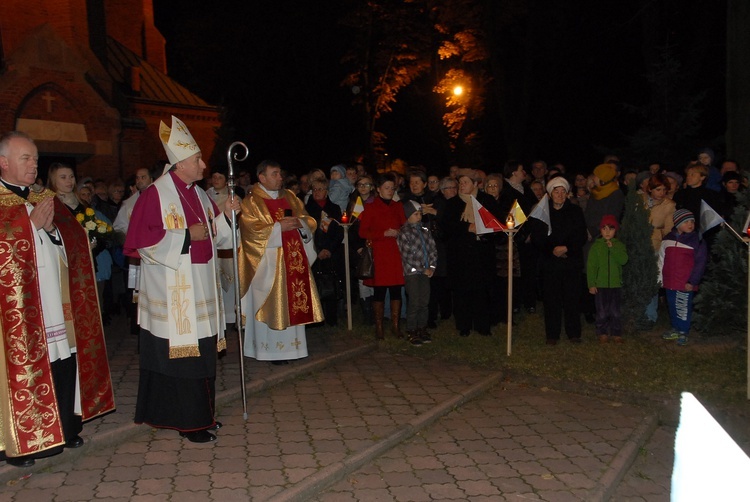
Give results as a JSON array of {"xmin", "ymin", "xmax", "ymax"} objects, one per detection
[
  {"xmin": 658, "ymin": 209, "xmax": 708, "ymax": 346},
  {"xmin": 586, "ymin": 215, "xmax": 629, "ymax": 343},
  {"xmin": 397, "ymin": 200, "xmax": 437, "ymax": 345}
]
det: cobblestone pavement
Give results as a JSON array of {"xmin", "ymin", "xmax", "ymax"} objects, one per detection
[
  {"xmin": 316, "ymin": 384, "xmax": 656, "ymax": 502},
  {"xmin": 0, "ymin": 313, "xmax": 685, "ymax": 501}
]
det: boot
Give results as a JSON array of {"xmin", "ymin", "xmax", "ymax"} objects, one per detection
[
  {"xmin": 373, "ymin": 301, "xmax": 385, "ymax": 340},
  {"xmin": 360, "ymin": 297, "xmax": 374, "ymax": 325},
  {"xmin": 390, "ymin": 299, "xmax": 403, "ymax": 338}
]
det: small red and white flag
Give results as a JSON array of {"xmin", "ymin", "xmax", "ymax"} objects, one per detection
[{"xmin": 471, "ymin": 196, "xmax": 506, "ymax": 234}]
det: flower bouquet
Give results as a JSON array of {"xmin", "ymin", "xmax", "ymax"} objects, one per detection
[{"xmin": 76, "ymin": 208, "xmax": 113, "ymax": 246}]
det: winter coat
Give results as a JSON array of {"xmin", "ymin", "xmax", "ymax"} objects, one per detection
[
  {"xmin": 358, "ymin": 196, "xmax": 406, "ymax": 287},
  {"xmin": 442, "ymin": 191, "xmax": 498, "ymax": 291},
  {"xmin": 644, "ymin": 195, "xmax": 676, "ymax": 252},
  {"xmin": 658, "ymin": 230, "xmax": 708, "ymax": 291},
  {"xmin": 586, "ymin": 237, "xmax": 628, "ymax": 289},
  {"xmin": 531, "ymin": 199, "xmax": 588, "ymax": 272},
  {"xmin": 397, "ymin": 222, "xmax": 438, "ymax": 276}
]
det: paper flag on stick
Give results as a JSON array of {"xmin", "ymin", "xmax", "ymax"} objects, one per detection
[
  {"xmin": 528, "ymin": 194, "xmax": 551, "ymax": 235},
  {"xmin": 510, "ymin": 199, "xmax": 527, "ymax": 225},
  {"xmin": 471, "ymin": 196, "xmax": 506, "ymax": 234},
  {"xmin": 351, "ymin": 196, "xmax": 365, "ymax": 218},
  {"xmin": 698, "ymin": 199, "xmax": 724, "ymax": 238}
]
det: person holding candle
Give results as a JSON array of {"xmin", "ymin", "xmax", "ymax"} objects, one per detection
[{"xmin": 305, "ymin": 179, "xmax": 345, "ymax": 325}]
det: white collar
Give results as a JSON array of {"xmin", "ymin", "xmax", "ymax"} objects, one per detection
[{"xmin": 259, "ymin": 184, "xmax": 279, "ymax": 199}]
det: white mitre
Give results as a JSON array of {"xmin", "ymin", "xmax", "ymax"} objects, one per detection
[{"xmin": 159, "ymin": 115, "xmax": 200, "ymax": 167}]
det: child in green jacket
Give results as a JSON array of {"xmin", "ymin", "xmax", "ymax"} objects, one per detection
[{"xmin": 587, "ymin": 214, "xmax": 629, "ymax": 343}]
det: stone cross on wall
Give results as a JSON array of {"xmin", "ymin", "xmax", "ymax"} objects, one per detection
[{"xmin": 42, "ymin": 91, "xmax": 56, "ymax": 113}]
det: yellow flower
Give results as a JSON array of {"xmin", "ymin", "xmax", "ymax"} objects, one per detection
[
  {"xmin": 85, "ymin": 208, "xmax": 95, "ymax": 217},
  {"xmin": 97, "ymin": 224, "xmax": 107, "ymax": 234},
  {"xmin": 76, "ymin": 213, "xmax": 85, "ymax": 223}
]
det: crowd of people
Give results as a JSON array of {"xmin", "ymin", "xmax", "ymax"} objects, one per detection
[
  {"xmin": 0, "ymin": 115, "xmax": 742, "ymax": 464},
  {"xmin": 285, "ymin": 151, "xmax": 742, "ymax": 350}
]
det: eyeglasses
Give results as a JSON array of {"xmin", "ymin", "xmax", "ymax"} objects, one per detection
[
  {"xmin": 486, "ymin": 184, "xmax": 499, "ymax": 188},
  {"xmin": 312, "ymin": 188, "xmax": 328, "ymax": 192},
  {"xmin": 356, "ymin": 183, "xmax": 373, "ymax": 187}
]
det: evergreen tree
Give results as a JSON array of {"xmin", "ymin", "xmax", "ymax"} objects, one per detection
[
  {"xmin": 620, "ymin": 44, "xmax": 706, "ymax": 168},
  {"xmin": 620, "ymin": 187, "xmax": 659, "ymax": 330},
  {"xmin": 693, "ymin": 191, "xmax": 750, "ymax": 335}
]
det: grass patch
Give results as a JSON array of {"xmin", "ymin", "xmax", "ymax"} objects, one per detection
[{"xmin": 339, "ymin": 308, "xmax": 749, "ymax": 410}]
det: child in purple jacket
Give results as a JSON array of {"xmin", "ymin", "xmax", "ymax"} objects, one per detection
[{"xmin": 659, "ymin": 209, "xmax": 708, "ymax": 346}]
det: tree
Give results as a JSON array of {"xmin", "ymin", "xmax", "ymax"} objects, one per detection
[
  {"xmin": 726, "ymin": 0, "xmax": 750, "ymax": 171},
  {"xmin": 620, "ymin": 187, "xmax": 659, "ymax": 330},
  {"xmin": 621, "ymin": 44, "xmax": 706, "ymax": 167},
  {"xmin": 693, "ymin": 191, "xmax": 750, "ymax": 336},
  {"xmin": 340, "ymin": 0, "xmax": 433, "ymax": 169},
  {"xmin": 432, "ymin": 0, "xmax": 489, "ymax": 159}
]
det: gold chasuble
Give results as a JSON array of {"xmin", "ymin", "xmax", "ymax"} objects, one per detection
[
  {"xmin": 238, "ymin": 186, "xmax": 323, "ymax": 330},
  {"xmin": 0, "ymin": 188, "xmax": 115, "ymax": 457}
]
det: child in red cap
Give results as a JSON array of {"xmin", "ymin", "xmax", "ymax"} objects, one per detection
[{"xmin": 587, "ymin": 214, "xmax": 629, "ymax": 343}]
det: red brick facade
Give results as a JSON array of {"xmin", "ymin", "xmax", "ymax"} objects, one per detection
[{"xmin": 0, "ymin": 0, "xmax": 219, "ymax": 183}]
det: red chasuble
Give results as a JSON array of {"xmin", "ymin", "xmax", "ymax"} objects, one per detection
[
  {"xmin": 0, "ymin": 191, "xmax": 115, "ymax": 456},
  {"xmin": 263, "ymin": 198, "xmax": 316, "ymax": 325}
]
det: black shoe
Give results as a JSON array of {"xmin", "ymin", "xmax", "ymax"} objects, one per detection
[
  {"xmin": 179, "ymin": 430, "xmax": 217, "ymax": 443},
  {"xmin": 418, "ymin": 328, "xmax": 432, "ymax": 344},
  {"xmin": 545, "ymin": 339, "xmax": 558, "ymax": 345},
  {"xmin": 512, "ymin": 307, "xmax": 520, "ymax": 314},
  {"xmin": 427, "ymin": 320, "xmax": 437, "ymax": 329},
  {"xmin": 208, "ymin": 421, "xmax": 223, "ymax": 431},
  {"xmin": 459, "ymin": 330, "xmax": 470, "ymax": 337},
  {"xmin": 65, "ymin": 435, "xmax": 84, "ymax": 449},
  {"xmin": 526, "ymin": 307, "xmax": 536, "ymax": 314},
  {"xmin": 6, "ymin": 456, "xmax": 34, "ymax": 468},
  {"xmin": 271, "ymin": 360, "xmax": 290, "ymax": 366}
]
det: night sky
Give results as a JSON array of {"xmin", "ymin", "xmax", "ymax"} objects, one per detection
[{"xmin": 153, "ymin": 0, "xmax": 727, "ymax": 176}]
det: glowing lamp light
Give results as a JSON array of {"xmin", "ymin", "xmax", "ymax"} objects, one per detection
[
  {"xmin": 453, "ymin": 85, "xmax": 464, "ymax": 96},
  {"xmin": 341, "ymin": 213, "xmax": 349, "ymax": 223}
]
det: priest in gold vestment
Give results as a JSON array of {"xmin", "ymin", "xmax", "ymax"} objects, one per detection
[{"xmin": 238, "ymin": 160, "xmax": 323, "ymax": 363}]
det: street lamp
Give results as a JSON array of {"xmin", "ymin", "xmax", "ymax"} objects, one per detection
[{"xmin": 453, "ymin": 85, "xmax": 464, "ymax": 96}]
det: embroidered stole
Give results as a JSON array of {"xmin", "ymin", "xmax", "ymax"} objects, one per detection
[
  {"xmin": 52, "ymin": 197, "xmax": 115, "ymax": 420},
  {"xmin": 263, "ymin": 198, "xmax": 316, "ymax": 325},
  {"xmin": 147, "ymin": 177, "xmax": 225, "ymax": 357}
]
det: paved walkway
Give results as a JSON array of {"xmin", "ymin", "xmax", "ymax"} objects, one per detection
[{"xmin": 0, "ymin": 314, "xmax": 672, "ymax": 501}]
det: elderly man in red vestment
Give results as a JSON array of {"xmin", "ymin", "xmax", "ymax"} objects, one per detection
[{"xmin": 0, "ymin": 131, "xmax": 115, "ymax": 467}]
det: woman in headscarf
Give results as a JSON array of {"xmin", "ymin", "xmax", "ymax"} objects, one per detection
[
  {"xmin": 443, "ymin": 169, "xmax": 499, "ymax": 337},
  {"xmin": 531, "ymin": 176, "xmax": 588, "ymax": 345}
]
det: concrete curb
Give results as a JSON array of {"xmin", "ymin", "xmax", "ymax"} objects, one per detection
[
  {"xmin": 270, "ymin": 372, "xmax": 504, "ymax": 502},
  {"xmin": 590, "ymin": 413, "xmax": 660, "ymax": 501}
]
